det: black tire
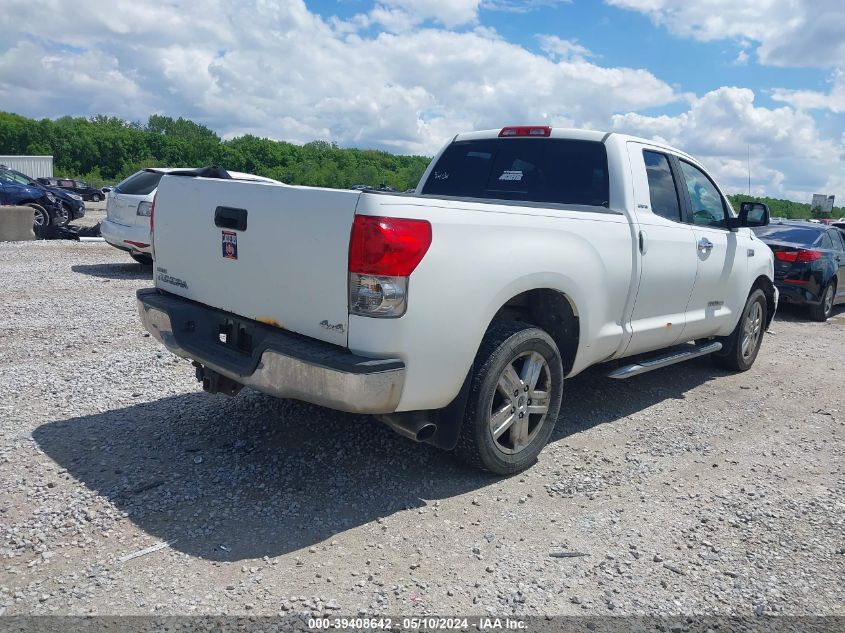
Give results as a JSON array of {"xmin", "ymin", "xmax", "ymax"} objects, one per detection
[
  {"xmin": 91, "ymin": 194, "xmax": 101, "ymax": 202},
  {"xmin": 27, "ymin": 203, "xmax": 50, "ymax": 228},
  {"xmin": 713, "ymin": 289, "xmax": 767, "ymax": 371},
  {"xmin": 808, "ymin": 280, "xmax": 835, "ymax": 322},
  {"xmin": 454, "ymin": 321, "xmax": 564, "ymax": 475},
  {"xmin": 130, "ymin": 253, "xmax": 153, "ymax": 266},
  {"xmin": 53, "ymin": 203, "xmax": 70, "ymax": 227}
]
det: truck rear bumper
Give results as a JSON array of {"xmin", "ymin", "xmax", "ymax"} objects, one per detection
[{"xmin": 137, "ymin": 288, "xmax": 405, "ymax": 414}]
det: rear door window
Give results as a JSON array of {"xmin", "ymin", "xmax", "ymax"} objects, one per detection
[
  {"xmin": 819, "ymin": 232, "xmax": 834, "ymax": 250},
  {"xmin": 831, "ymin": 229, "xmax": 845, "ymax": 251},
  {"xmin": 115, "ymin": 171, "xmax": 165, "ymax": 196},
  {"xmin": 643, "ymin": 150, "xmax": 682, "ymax": 222},
  {"xmin": 421, "ymin": 138, "xmax": 609, "ymax": 207}
]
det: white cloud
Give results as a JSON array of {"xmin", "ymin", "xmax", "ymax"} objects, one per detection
[
  {"xmin": 537, "ymin": 35, "xmax": 593, "ymax": 61},
  {"xmin": 0, "ymin": 0, "xmax": 678, "ymax": 156},
  {"xmin": 482, "ymin": 0, "xmax": 570, "ymax": 13},
  {"xmin": 371, "ymin": 0, "xmax": 481, "ymax": 29},
  {"xmin": 772, "ymin": 69, "xmax": 845, "ymax": 113},
  {"xmin": 612, "ymin": 86, "xmax": 845, "ymax": 200},
  {"xmin": 0, "ymin": 0, "xmax": 841, "ymax": 200},
  {"xmin": 605, "ymin": 0, "xmax": 845, "ymax": 68}
]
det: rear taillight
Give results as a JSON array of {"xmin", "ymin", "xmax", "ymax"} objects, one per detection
[
  {"xmin": 149, "ymin": 194, "xmax": 157, "ymax": 258},
  {"xmin": 797, "ymin": 249, "xmax": 822, "ymax": 262},
  {"xmin": 774, "ymin": 249, "xmax": 821, "ymax": 262},
  {"xmin": 348, "ymin": 215, "xmax": 431, "ymax": 318},
  {"xmin": 349, "ymin": 215, "xmax": 431, "ymax": 276},
  {"xmin": 499, "ymin": 126, "xmax": 551, "ymax": 137}
]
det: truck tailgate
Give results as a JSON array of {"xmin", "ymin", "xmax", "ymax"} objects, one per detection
[{"xmin": 152, "ymin": 176, "xmax": 360, "ymax": 346}]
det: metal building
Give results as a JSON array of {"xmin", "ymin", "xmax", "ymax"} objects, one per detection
[{"xmin": 0, "ymin": 156, "xmax": 54, "ymax": 179}]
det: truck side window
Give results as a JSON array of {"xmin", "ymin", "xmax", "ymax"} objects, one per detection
[
  {"xmin": 643, "ymin": 151, "xmax": 681, "ymax": 222},
  {"xmin": 678, "ymin": 161, "xmax": 727, "ymax": 228}
]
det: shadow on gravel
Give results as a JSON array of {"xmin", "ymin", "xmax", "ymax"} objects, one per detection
[
  {"xmin": 772, "ymin": 302, "xmax": 845, "ymax": 323},
  {"xmin": 34, "ymin": 356, "xmax": 722, "ymax": 561},
  {"xmin": 71, "ymin": 263, "xmax": 153, "ymax": 280},
  {"xmin": 550, "ymin": 357, "xmax": 726, "ymax": 440}
]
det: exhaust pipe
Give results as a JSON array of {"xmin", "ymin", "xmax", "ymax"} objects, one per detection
[{"xmin": 376, "ymin": 412, "xmax": 438, "ymax": 443}]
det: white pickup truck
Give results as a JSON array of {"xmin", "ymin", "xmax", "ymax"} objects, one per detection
[{"xmin": 138, "ymin": 126, "xmax": 776, "ymax": 474}]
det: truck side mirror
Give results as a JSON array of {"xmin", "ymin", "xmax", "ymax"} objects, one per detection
[{"xmin": 738, "ymin": 201, "xmax": 770, "ymax": 228}]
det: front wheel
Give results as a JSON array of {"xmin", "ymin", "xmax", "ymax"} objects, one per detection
[
  {"xmin": 713, "ymin": 289, "xmax": 767, "ymax": 371},
  {"xmin": 91, "ymin": 194, "xmax": 101, "ymax": 202},
  {"xmin": 53, "ymin": 204, "xmax": 70, "ymax": 226},
  {"xmin": 454, "ymin": 321, "xmax": 564, "ymax": 475},
  {"xmin": 808, "ymin": 281, "xmax": 835, "ymax": 322},
  {"xmin": 28, "ymin": 203, "xmax": 50, "ymax": 229}
]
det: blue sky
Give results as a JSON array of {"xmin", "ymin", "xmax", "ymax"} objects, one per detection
[
  {"xmin": 1, "ymin": 0, "xmax": 843, "ymax": 200},
  {"xmin": 309, "ymin": 0, "xmax": 830, "ymax": 110}
]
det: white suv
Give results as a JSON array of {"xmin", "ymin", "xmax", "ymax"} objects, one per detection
[{"xmin": 101, "ymin": 168, "xmax": 279, "ymax": 265}]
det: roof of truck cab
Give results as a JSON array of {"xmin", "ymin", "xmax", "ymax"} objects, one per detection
[{"xmin": 453, "ymin": 128, "xmax": 696, "ymax": 162}]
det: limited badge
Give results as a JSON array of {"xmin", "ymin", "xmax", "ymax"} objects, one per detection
[{"xmin": 222, "ymin": 230, "xmax": 238, "ymax": 260}]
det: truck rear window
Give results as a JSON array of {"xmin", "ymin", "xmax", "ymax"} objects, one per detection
[{"xmin": 421, "ymin": 138, "xmax": 609, "ymax": 207}]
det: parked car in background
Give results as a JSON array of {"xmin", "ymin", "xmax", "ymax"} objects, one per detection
[
  {"xmin": 0, "ymin": 168, "xmax": 67, "ymax": 227},
  {"xmin": 101, "ymin": 168, "xmax": 279, "ymax": 265},
  {"xmin": 38, "ymin": 177, "xmax": 105, "ymax": 202},
  {"xmin": 753, "ymin": 221, "xmax": 845, "ymax": 321},
  {"xmin": 0, "ymin": 166, "xmax": 84, "ymax": 224}
]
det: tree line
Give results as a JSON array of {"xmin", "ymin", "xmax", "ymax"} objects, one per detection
[
  {"xmin": 0, "ymin": 111, "xmax": 839, "ymax": 218},
  {"xmin": 0, "ymin": 112, "xmax": 430, "ymax": 191}
]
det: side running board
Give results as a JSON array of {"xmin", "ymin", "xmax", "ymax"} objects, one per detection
[{"xmin": 607, "ymin": 341, "xmax": 722, "ymax": 379}]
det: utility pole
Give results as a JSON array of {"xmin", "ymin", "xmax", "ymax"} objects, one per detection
[{"xmin": 747, "ymin": 145, "xmax": 751, "ymax": 196}]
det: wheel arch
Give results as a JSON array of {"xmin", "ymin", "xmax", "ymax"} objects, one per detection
[
  {"xmin": 751, "ymin": 275, "xmax": 777, "ymax": 329},
  {"xmin": 487, "ymin": 287, "xmax": 581, "ymax": 376}
]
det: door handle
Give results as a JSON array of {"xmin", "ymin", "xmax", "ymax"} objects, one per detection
[
  {"xmin": 214, "ymin": 206, "xmax": 248, "ymax": 231},
  {"xmin": 698, "ymin": 238, "xmax": 714, "ymax": 252}
]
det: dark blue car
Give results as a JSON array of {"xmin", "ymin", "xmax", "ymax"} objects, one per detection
[
  {"xmin": 753, "ymin": 221, "xmax": 845, "ymax": 321},
  {"xmin": 0, "ymin": 166, "xmax": 84, "ymax": 226}
]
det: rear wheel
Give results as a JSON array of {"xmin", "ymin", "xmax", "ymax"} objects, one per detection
[
  {"xmin": 130, "ymin": 253, "xmax": 153, "ymax": 266},
  {"xmin": 28, "ymin": 203, "xmax": 50, "ymax": 228},
  {"xmin": 91, "ymin": 194, "xmax": 102, "ymax": 202},
  {"xmin": 713, "ymin": 289, "xmax": 767, "ymax": 371},
  {"xmin": 809, "ymin": 281, "xmax": 835, "ymax": 322},
  {"xmin": 454, "ymin": 321, "xmax": 564, "ymax": 474}
]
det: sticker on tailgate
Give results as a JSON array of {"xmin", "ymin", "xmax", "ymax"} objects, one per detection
[{"xmin": 222, "ymin": 230, "xmax": 238, "ymax": 260}]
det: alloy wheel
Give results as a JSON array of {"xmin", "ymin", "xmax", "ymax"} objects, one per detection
[
  {"xmin": 489, "ymin": 351, "xmax": 552, "ymax": 454},
  {"xmin": 823, "ymin": 285, "xmax": 834, "ymax": 316},
  {"xmin": 740, "ymin": 300, "xmax": 763, "ymax": 361}
]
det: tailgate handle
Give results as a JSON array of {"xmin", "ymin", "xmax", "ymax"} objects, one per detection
[{"xmin": 214, "ymin": 206, "xmax": 247, "ymax": 231}]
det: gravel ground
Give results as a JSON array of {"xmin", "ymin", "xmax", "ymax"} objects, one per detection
[
  {"xmin": 72, "ymin": 199, "xmax": 106, "ymax": 229},
  {"xmin": 0, "ymin": 239, "xmax": 842, "ymax": 620}
]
